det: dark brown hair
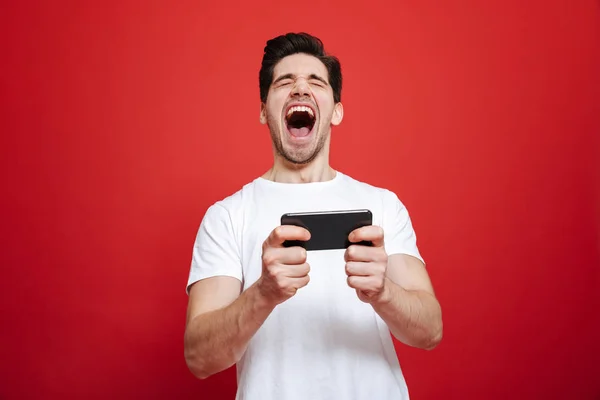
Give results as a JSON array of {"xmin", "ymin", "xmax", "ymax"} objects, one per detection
[{"xmin": 259, "ymin": 32, "xmax": 342, "ymax": 103}]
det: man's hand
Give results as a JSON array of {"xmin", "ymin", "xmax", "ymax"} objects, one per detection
[
  {"xmin": 345, "ymin": 226, "xmax": 390, "ymax": 303},
  {"xmin": 257, "ymin": 225, "xmax": 311, "ymax": 306}
]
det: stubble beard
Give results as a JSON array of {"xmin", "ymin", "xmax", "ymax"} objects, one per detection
[{"xmin": 267, "ymin": 116, "xmax": 328, "ymax": 165}]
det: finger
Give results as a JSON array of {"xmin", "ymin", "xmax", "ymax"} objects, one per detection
[
  {"xmin": 344, "ymin": 245, "xmax": 368, "ymax": 262},
  {"xmin": 347, "ymin": 275, "xmax": 381, "ymax": 292},
  {"xmin": 345, "ymin": 261, "xmax": 372, "ymax": 276},
  {"xmin": 265, "ymin": 225, "xmax": 311, "ymax": 249},
  {"xmin": 296, "ymin": 274, "xmax": 310, "ymax": 289},
  {"xmin": 344, "ymin": 245, "xmax": 386, "ymax": 263},
  {"xmin": 285, "ymin": 275, "xmax": 311, "ymax": 291},
  {"xmin": 264, "ymin": 246, "xmax": 307, "ymax": 265},
  {"xmin": 283, "ymin": 262, "xmax": 310, "ymax": 278},
  {"xmin": 349, "ymin": 225, "xmax": 384, "ymax": 247}
]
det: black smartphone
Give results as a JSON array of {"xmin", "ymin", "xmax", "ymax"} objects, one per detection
[{"xmin": 280, "ymin": 209, "xmax": 373, "ymax": 251}]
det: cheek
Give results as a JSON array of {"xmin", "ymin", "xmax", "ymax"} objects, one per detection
[
  {"xmin": 264, "ymin": 106, "xmax": 278, "ymax": 122},
  {"xmin": 316, "ymin": 105, "xmax": 333, "ymax": 122},
  {"xmin": 266, "ymin": 97, "xmax": 286, "ymax": 118},
  {"xmin": 314, "ymin": 94, "xmax": 334, "ymax": 117}
]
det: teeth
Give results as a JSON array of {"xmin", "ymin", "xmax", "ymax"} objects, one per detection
[{"xmin": 287, "ymin": 105, "xmax": 314, "ymax": 117}]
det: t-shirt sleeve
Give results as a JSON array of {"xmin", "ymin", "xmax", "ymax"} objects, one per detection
[
  {"xmin": 382, "ymin": 190, "xmax": 425, "ymax": 265},
  {"xmin": 186, "ymin": 203, "xmax": 243, "ymax": 294}
]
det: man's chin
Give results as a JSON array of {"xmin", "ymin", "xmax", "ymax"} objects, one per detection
[
  {"xmin": 277, "ymin": 144, "xmax": 319, "ymax": 165},
  {"xmin": 270, "ymin": 128, "xmax": 324, "ymax": 165},
  {"xmin": 280, "ymin": 151, "xmax": 314, "ymax": 165}
]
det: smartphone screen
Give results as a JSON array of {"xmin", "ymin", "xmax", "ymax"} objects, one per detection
[{"xmin": 280, "ymin": 209, "xmax": 373, "ymax": 251}]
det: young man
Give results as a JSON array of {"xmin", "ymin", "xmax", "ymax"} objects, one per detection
[{"xmin": 184, "ymin": 32, "xmax": 443, "ymax": 400}]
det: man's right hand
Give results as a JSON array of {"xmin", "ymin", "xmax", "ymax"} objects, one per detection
[
  {"xmin": 257, "ymin": 225, "xmax": 311, "ymax": 306},
  {"xmin": 185, "ymin": 224, "xmax": 311, "ymax": 379}
]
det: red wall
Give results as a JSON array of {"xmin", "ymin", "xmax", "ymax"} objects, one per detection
[{"xmin": 2, "ymin": 1, "xmax": 599, "ymax": 399}]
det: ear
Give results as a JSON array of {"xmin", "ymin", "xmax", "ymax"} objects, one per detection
[
  {"xmin": 331, "ymin": 102, "xmax": 344, "ymax": 126},
  {"xmin": 260, "ymin": 103, "xmax": 267, "ymax": 124}
]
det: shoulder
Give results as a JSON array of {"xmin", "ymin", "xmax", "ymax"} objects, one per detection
[
  {"xmin": 202, "ymin": 179, "xmax": 260, "ymax": 223},
  {"xmin": 338, "ymin": 171, "xmax": 405, "ymax": 208}
]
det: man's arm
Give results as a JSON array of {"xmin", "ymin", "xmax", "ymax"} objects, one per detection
[
  {"xmin": 184, "ymin": 225, "xmax": 311, "ymax": 379},
  {"xmin": 345, "ymin": 227, "xmax": 443, "ymax": 351},
  {"xmin": 184, "ymin": 277, "xmax": 275, "ymax": 379},
  {"xmin": 371, "ymin": 254, "xmax": 442, "ymax": 350}
]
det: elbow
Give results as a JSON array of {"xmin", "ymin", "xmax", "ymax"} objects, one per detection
[
  {"xmin": 184, "ymin": 339, "xmax": 215, "ymax": 380},
  {"xmin": 185, "ymin": 351, "xmax": 211, "ymax": 380},
  {"xmin": 184, "ymin": 326, "xmax": 217, "ymax": 380},
  {"xmin": 184, "ymin": 345, "xmax": 240, "ymax": 380},
  {"xmin": 186, "ymin": 354, "xmax": 224, "ymax": 380},
  {"xmin": 423, "ymin": 302, "xmax": 443, "ymax": 351},
  {"xmin": 423, "ymin": 319, "xmax": 443, "ymax": 351},
  {"xmin": 190, "ymin": 368, "xmax": 211, "ymax": 380},
  {"xmin": 423, "ymin": 329, "xmax": 443, "ymax": 351},
  {"xmin": 189, "ymin": 366, "xmax": 210, "ymax": 380}
]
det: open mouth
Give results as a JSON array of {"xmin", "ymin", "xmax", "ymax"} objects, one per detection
[{"xmin": 285, "ymin": 105, "xmax": 316, "ymax": 138}]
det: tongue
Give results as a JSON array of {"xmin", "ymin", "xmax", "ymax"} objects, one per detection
[{"xmin": 289, "ymin": 127, "xmax": 311, "ymax": 137}]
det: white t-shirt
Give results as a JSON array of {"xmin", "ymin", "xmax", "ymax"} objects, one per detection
[{"xmin": 187, "ymin": 171, "xmax": 424, "ymax": 400}]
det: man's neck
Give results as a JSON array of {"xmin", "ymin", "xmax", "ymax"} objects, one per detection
[{"xmin": 262, "ymin": 158, "xmax": 336, "ymax": 184}]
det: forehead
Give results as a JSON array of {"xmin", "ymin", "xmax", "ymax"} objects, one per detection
[{"xmin": 272, "ymin": 53, "xmax": 329, "ymax": 81}]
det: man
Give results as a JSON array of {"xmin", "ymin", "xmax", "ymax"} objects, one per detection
[{"xmin": 184, "ymin": 32, "xmax": 443, "ymax": 399}]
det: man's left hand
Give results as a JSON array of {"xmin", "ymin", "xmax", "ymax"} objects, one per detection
[{"xmin": 344, "ymin": 226, "xmax": 389, "ymax": 304}]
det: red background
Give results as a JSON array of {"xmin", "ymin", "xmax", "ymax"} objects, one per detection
[{"xmin": 1, "ymin": 1, "xmax": 599, "ymax": 399}]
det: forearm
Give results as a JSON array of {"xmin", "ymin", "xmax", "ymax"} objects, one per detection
[
  {"xmin": 184, "ymin": 282, "xmax": 274, "ymax": 378},
  {"xmin": 372, "ymin": 278, "xmax": 443, "ymax": 350}
]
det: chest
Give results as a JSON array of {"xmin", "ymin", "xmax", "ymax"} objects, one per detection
[{"xmin": 237, "ymin": 192, "xmax": 384, "ymax": 292}]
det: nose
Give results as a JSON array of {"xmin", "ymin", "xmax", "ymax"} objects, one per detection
[{"xmin": 291, "ymin": 78, "xmax": 310, "ymax": 98}]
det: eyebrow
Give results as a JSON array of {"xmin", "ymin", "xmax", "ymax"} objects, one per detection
[{"xmin": 272, "ymin": 73, "xmax": 329, "ymax": 85}]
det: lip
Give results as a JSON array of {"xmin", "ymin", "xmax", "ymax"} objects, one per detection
[
  {"xmin": 283, "ymin": 102, "xmax": 318, "ymax": 140},
  {"xmin": 283, "ymin": 101, "xmax": 318, "ymax": 142},
  {"xmin": 284, "ymin": 102, "xmax": 317, "ymax": 118}
]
